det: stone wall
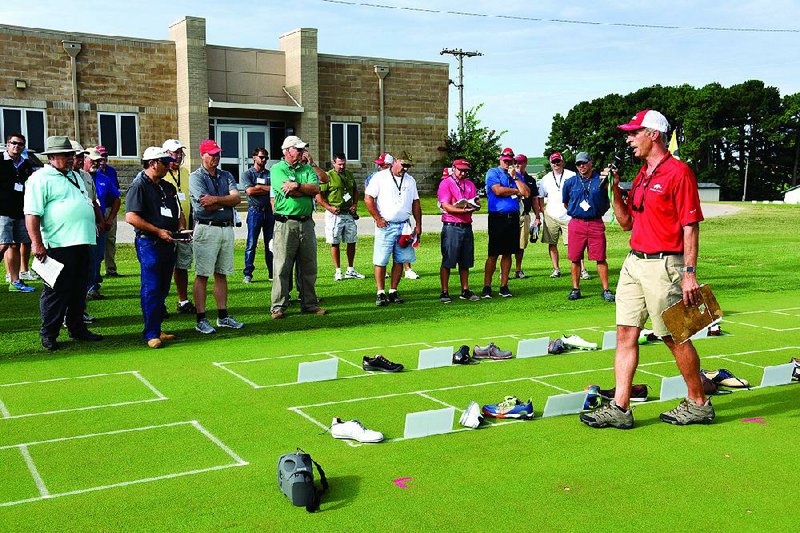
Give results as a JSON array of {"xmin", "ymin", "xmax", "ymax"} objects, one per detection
[
  {"xmin": 0, "ymin": 24, "xmax": 178, "ymax": 186},
  {"xmin": 317, "ymin": 55, "xmax": 449, "ymax": 192}
]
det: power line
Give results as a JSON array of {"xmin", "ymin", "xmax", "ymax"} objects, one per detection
[{"xmin": 320, "ymin": 0, "xmax": 800, "ymax": 33}]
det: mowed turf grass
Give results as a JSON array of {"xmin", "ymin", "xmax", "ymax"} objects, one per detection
[{"xmin": 0, "ymin": 204, "xmax": 798, "ymax": 530}]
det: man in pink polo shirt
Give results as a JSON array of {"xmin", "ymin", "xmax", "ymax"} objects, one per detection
[{"xmin": 437, "ymin": 158, "xmax": 480, "ymax": 303}]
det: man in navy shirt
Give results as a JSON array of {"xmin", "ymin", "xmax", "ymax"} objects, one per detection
[
  {"xmin": 562, "ymin": 152, "xmax": 614, "ymax": 302},
  {"xmin": 240, "ymin": 147, "xmax": 274, "ymax": 283},
  {"xmin": 482, "ymin": 147, "xmax": 530, "ymax": 298}
]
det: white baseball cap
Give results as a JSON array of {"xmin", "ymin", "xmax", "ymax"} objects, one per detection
[
  {"xmin": 162, "ymin": 139, "xmax": 185, "ymax": 152},
  {"xmin": 617, "ymin": 110, "xmax": 670, "ymax": 133}
]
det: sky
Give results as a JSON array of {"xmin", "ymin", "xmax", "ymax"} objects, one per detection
[{"xmin": 4, "ymin": 1, "xmax": 800, "ymax": 156}]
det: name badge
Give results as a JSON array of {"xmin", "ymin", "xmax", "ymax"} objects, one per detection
[
  {"xmin": 160, "ymin": 206, "xmax": 173, "ymax": 217},
  {"xmin": 177, "ymin": 192, "xmax": 186, "ymax": 201},
  {"xmin": 257, "ymin": 178, "xmax": 266, "ymax": 185},
  {"xmin": 580, "ymin": 200, "xmax": 591, "ymax": 211},
  {"xmin": 343, "ymin": 192, "xmax": 352, "ymax": 202},
  {"xmin": 511, "ymin": 194, "xmax": 518, "ymax": 200},
  {"xmin": 14, "ymin": 183, "xmax": 24, "ymax": 192}
]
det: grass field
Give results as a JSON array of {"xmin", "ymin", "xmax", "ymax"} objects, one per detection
[{"xmin": 0, "ymin": 204, "xmax": 798, "ymax": 531}]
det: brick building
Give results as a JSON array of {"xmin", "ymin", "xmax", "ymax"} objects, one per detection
[{"xmin": 0, "ymin": 17, "xmax": 449, "ymax": 190}]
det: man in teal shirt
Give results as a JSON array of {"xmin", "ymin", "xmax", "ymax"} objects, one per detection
[
  {"xmin": 24, "ymin": 136, "xmax": 103, "ymax": 350},
  {"xmin": 269, "ymin": 135, "xmax": 329, "ymax": 319}
]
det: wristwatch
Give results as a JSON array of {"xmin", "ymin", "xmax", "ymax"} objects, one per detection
[{"xmin": 683, "ymin": 266, "xmax": 696, "ymax": 273}]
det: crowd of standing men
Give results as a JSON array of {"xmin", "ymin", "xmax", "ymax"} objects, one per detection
[{"xmin": 8, "ymin": 109, "xmax": 717, "ymax": 428}]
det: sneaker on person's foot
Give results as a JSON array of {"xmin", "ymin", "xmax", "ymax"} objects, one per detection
[
  {"xmin": 362, "ymin": 355, "xmax": 404, "ymax": 372},
  {"xmin": 550, "ymin": 268, "xmax": 561, "ymax": 278},
  {"xmin": 659, "ymin": 398, "xmax": 715, "ymax": 425},
  {"xmin": 177, "ymin": 301, "xmax": 197, "ymax": 314},
  {"xmin": 271, "ymin": 309, "xmax": 286, "ymax": 320},
  {"xmin": 580, "ymin": 269, "xmax": 591, "ymax": 280},
  {"xmin": 599, "ymin": 384, "xmax": 649, "ymax": 402},
  {"xmin": 404, "ymin": 269, "xmax": 420, "ymax": 280},
  {"xmin": 580, "ymin": 400, "xmax": 633, "ymax": 429},
  {"xmin": 217, "ymin": 316, "xmax": 244, "ymax": 329},
  {"xmin": 195, "ymin": 319, "xmax": 216, "ymax": 334},
  {"xmin": 439, "ymin": 291, "xmax": 452, "ymax": 304},
  {"xmin": 481, "ymin": 286, "xmax": 492, "ymax": 299},
  {"xmin": 330, "ymin": 417, "xmax": 384, "ymax": 443},
  {"xmin": 473, "ymin": 342, "xmax": 513, "ymax": 360},
  {"xmin": 701, "ymin": 369, "xmax": 750, "ymax": 388},
  {"xmin": 568, "ymin": 288, "xmax": 581, "ymax": 300},
  {"xmin": 388, "ymin": 292, "xmax": 404, "ymax": 304},
  {"xmin": 344, "ymin": 269, "xmax": 365, "ymax": 279},
  {"xmin": 499, "ymin": 285, "xmax": 513, "ymax": 298},
  {"xmin": 86, "ymin": 290, "xmax": 104, "ymax": 300},
  {"xmin": 460, "ymin": 289, "xmax": 480, "ymax": 302},
  {"xmin": 602, "ymin": 289, "xmax": 616, "ymax": 302},
  {"xmin": 243, "ymin": 275, "xmax": 252, "ymax": 284},
  {"xmin": 20, "ymin": 271, "xmax": 40, "ymax": 281},
  {"xmin": 482, "ymin": 396, "xmax": 534, "ymax": 419},
  {"xmin": 147, "ymin": 338, "xmax": 163, "ymax": 349},
  {"xmin": 334, "ymin": 271, "xmax": 343, "ymax": 281},
  {"xmin": 459, "ymin": 401, "xmax": 483, "ymax": 428},
  {"xmin": 375, "ymin": 293, "xmax": 388, "ymax": 307},
  {"xmin": 515, "ymin": 270, "xmax": 526, "ymax": 279},
  {"xmin": 9, "ymin": 280, "xmax": 35, "ymax": 293},
  {"xmin": 41, "ymin": 336, "xmax": 58, "ymax": 351}
]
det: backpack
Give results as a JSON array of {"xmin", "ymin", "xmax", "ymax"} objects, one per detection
[{"xmin": 277, "ymin": 449, "xmax": 328, "ymax": 512}]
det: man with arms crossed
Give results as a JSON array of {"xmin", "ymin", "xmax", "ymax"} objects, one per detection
[{"xmin": 580, "ymin": 110, "xmax": 713, "ymax": 429}]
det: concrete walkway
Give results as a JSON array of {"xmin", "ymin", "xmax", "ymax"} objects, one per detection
[{"xmin": 115, "ymin": 203, "xmax": 742, "ymax": 244}]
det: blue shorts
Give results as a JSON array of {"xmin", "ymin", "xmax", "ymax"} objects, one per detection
[{"xmin": 372, "ymin": 222, "xmax": 416, "ymax": 267}]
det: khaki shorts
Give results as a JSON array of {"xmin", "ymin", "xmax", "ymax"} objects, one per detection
[
  {"xmin": 615, "ymin": 253, "xmax": 685, "ymax": 337},
  {"xmin": 518, "ymin": 213, "xmax": 530, "ymax": 250},
  {"xmin": 542, "ymin": 213, "xmax": 569, "ymax": 246},
  {"xmin": 324, "ymin": 211, "xmax": 357, "ymax": 245},
  {"xmin": 193, "ymin": 223, "xmax": 234, "ymax": 277},
  {"xmin": 175, "ymin": 240, "xmax": 193, "ymax": 270}
]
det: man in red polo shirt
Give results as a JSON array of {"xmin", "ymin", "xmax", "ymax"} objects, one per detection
[
  {"xmin": 437, "ymin": 158, "xmax": 480, "ymax": 303},
  {"xmin": 580, "ymin": 109, "xmax": 713, "ymax": 429}
]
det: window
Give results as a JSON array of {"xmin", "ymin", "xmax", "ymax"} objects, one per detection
[
  {"xmin": 330, "ymin": 122, "xmax": 360, "ymax": 161},
  {"xmin": 1, "ymin": 107, "xmax": 46, "ymax": 153},
  {"xmin": 98, "ymin": 112, "xmax": 139, "ymax": 157}
]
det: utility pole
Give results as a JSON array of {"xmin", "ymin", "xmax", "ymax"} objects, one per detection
[{"xmin": 440, "ymin": 48, "xmax": 482, "ymax": 132}]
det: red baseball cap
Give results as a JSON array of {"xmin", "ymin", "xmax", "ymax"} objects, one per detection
[
  {"xmin": 549, "ymin": 152, "xmax": 563, "ymax": 163},
  {"xmin": 514, "ymin": 154, "xmax": 528, "ymax": 163},
  {"xmin": 199, "ymin": 139, "xmax": 222, "ymax": 155},
  {"xmin": 617, "ymin": 110, "xmax": 670, "ymax": 133},
  {"xmin": 452, "ymin": 158, "xmax": 471, "ymax": 170},
  {"xmin": 500, "ymin": 147, "xmax": 515, "ymax": 160},
  {"xmin": 95, "ymin": 145, "xmax": 108, "ymax": 156}
]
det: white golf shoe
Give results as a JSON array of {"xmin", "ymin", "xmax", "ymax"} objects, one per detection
[{"xmin": 330, "ymin": 418, "xmax": 384, "ymax": 443}]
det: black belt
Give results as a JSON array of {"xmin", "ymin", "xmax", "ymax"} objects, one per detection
[
  {"xmin": 630, "ymin": 250, "xmax": 680, "ymax": 259},
  {"xmin": 274, "ymin": 214, "xmax": 311, "ymax": 223},
  {"xmin": 573, "ymin": 217, "xmax": 603, "ymax": 222},
  {"xmin": 248, "ymin": 205, "xmax": 271, "ymax": 212},
  {"xmin": 197, "ymin": 220, "xmax": 233, "ymax": 227},
  {"xmin": 488, "ymin": 212, "xmax": 519, "ymax": 219},
  {"xmin": 443, "ymin": 222, "xmax": 472, "ymax": 228}
]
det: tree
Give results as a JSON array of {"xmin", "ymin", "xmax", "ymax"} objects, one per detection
[{"xmin": 440, "ymin": 104, "xmax": 506, "ymax": 188}]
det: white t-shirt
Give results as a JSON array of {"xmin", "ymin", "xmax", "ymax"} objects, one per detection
[
  {"xmin": 365, "ymin": 168, "xmax": 419, "ymax": 223},
  {"xmin": 537, "ymin": 169, "xmax": 576, "ymax": 222}
]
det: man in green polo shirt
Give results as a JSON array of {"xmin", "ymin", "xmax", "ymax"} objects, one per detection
[
  {"xmin": 269, "ymin": 135, "xmax": 330, "ymax": 319},
  {"xmin": 316, "ymin": 152, "xmax": 365, "ymax": 281}
]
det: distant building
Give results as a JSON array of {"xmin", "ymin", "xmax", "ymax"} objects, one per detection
[
  {"xmin": 784, "ymin": 185, "xmax": 800, "ymax": 204},
  {"xmin": 0, "ymin": 17, "xmax": 449, "ymax": 189}
]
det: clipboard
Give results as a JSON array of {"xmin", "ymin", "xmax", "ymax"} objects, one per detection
[{"xmin": 660, "ymin": 284, "xmax": 723, "ymax": 344}]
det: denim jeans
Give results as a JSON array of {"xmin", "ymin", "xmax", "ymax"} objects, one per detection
[
  {"xmin": 88, "ymin": 232, "xmax": 106, "ymax": 292},
  {"xmin": 243, "ymin": 207, "xmax": 275, "ymax": 277},
  {"xmin": 135, "ymin": 236, "xmax": 176, "ymax": 341}
]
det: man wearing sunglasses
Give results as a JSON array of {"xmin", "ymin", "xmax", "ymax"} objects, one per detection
[
  {"xmin": 241, "ymin": 147, "xmax": 274, "ymax": 284},
  {"xmin": 1, "ymin": 133, "xmax": 36, "ymax": 293},
  {"xmin": 580, "ymin": 110, "xmax": 711, "ymax": 430}
]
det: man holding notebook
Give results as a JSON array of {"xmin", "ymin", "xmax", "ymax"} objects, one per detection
[{"xmin": 580, "ymin": 110, "xmax": 713, "ymax": 429}]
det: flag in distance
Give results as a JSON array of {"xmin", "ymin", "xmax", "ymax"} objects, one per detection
[{"xmin": 669, "ymin": 130, "xmax": 681, "ymax": 160}]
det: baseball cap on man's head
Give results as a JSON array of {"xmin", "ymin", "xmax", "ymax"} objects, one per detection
[
  {"xmin": 199, "ymin": 139, "xmax": 222, "ymax": 155},
  {"xmin": 85, "ymin": 147, "xmax": 104, "ymax": 161},
  {"xmin": 617, "ymin": 110, "xmax": 670, "ymax": 133},
  {"xmin": 281, "ymin": 135, "xmax": 308, "ymax": 150},
  {"xmin": 142, "ymin": 146, "xmax": 175, "ymax": 162},
  {"xmin": 452, "ymin": 158, "xmax": 471, "ymax": 170},
  {"xmin": 374, "ymin": 152, "xmax": 392, "ymax": 165},
  {"xmin": 500, "ymin": 147, "xmax": 515, "ymax": 160},
  {"xmin": 95, "ymin": 145, "xmax": 108, "ymax": 156},
  {"xmin": 549, "ymin": 152, "xmax": 563, "ymax": 163},
  {"xmin": 575, "ymin": 152, "xmax": 591, "ymax": 164},
  {"xmin": 69, "ymin": 140, "xmax": 88, "ymax": 155},
  {"xmin": 162, "ymin": 139, "xmax": 185, "ymax": 152},
  {"xmin": 514, "ymin": 154, "xmax": 528, "ymax": 163}
]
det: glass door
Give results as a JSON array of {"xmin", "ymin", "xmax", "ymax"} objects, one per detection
[{"xmin": 216, "ymin": 125, "xmax": 271, "ymax": 184}]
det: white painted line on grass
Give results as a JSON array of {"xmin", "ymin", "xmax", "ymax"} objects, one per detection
[
  {"xmin": 0, "ymin": 370, "xmax": 142, "ymax": 388},
  {"xmin": 2, "ymin": 398, "xmax": 167, "ymax": 421},
  {"xmin": 527, "ymin": 378, "xmax": 572, "ymax": 394},
  {"xmin": 211, "ymin": 363, "xmax": 261, "ymax": 389},
  {"xmin": 416, "ymin": 392, "xmax": 458, "ymax": 410},
  {"xmin": 717, "ymin": 356, "xmax": 765, "ymax": 369},
  {"xmin": 132, "ymin": 372, "xmax": 167, "ymax": 400},
  {"xmin": 19, "ymin": 445, "xmax": 49, "ymax": 498},
  {"xmin": 190, "ymin": 421, "xmax": 248, "ymax": 465},
  {"xmin": 346, "ymin": 346, "xmax": 384, "ymax": 352},
  {"xmin": 637, "ymin": 368, "xmax": 669, "ymax": 379},
  {"xmin": 0, "ymin": 399, "xmax": 10, "ymax": 418},
  {"xmin": 389, "ymin": 342, "xmax": 433, "ymax": 348},
  {"xmin": 0, "ymin": 420, "xmax": 195, "ymax": 450}
]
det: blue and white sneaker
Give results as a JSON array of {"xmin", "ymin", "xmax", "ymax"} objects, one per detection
[
  {"xmin": 482, "ymin": 396, "xmax": 534, "ymax": 419},
  {"xmin": 9, "ymin": 280, "xmax": 35, "ymax": 293},
  {"xmin": 584, "ymin": 385, "xmax": 601, "ymax": 409}
]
